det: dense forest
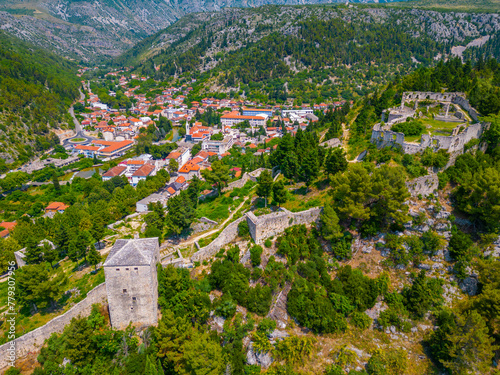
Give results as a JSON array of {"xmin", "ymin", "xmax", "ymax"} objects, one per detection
[{"xmin": 0, "ymin": 31, "xmax": 80, "ymax": 165}]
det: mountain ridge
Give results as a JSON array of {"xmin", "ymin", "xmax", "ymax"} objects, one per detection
[{"xmin": 0, "ymin": 0, "xmax": 408, "ymax": 62}]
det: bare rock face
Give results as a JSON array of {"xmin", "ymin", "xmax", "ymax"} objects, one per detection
[
  {"xmin": 365, "ymin": 301, "xmax": 388, "ymax": 320},
  {"xmin": 459, "ymin": 276, "xmax": 479, "ymax": 296},
  {"xmin": 246, "ymin": 342, "xmax": 273, "ymax": 368}
]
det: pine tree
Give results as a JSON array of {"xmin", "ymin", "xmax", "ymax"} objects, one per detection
[
  {"xmin": 52, "ymin": 170, "xmax": 60, "ymax": 191},
  {"xmin": 320, "ymin": 204, "xmax": 343, "ymax": 242},
  {"xmin": 145, "ymin": 355, "xmax": 158, "ymax": 375},
  {"xmin": 256, "ymin": 170, "xmax": 274, "ymax": 207},
  {"xmin": 272, "ymin": 180, "xmax": 287, "ymax": 207},
  {"xmin": 87, "ymin": 244, "xmax": 102, "ymax": 270}
]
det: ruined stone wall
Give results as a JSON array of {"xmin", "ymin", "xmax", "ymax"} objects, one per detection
[
  {"xmin": 452, "ymin": 95, "xmax": 480, "ymax": 122},
  {"xmin": 372, "ymin": 119, "xmax": 486, "ymax": 156},
  {"xmin": 191, "ymin": 207, "xmax": 323, "ymax": 260},
  {"xmin": 0, "ymin": 283, "xmax": 107, "ymax": 370},
  {"xmin": 247, "ymin": 208, "xmax": 323, "ymax": 244},
  {"xmin": 191, "ymin": 216, "xmax": 246, "ymax": 262},
  {"xmin": 406, "ymin": 174, "xmax": 439, "ymax": 197},
  {"xmin": 402, "ymin": 92, "xmax": 465, "ymax": 102},
  {"xmin": 224, "ymin": 168, "xmax": 269, "ymax": 191}
]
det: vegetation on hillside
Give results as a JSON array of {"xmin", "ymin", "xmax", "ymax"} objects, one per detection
[{"xmin": 0, "ymin": 31, "xmax": 80, "ymax": 164}]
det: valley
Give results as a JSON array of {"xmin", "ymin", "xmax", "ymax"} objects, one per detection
[{"xmin": 0, "ymin": 1, "xmax": 500, "ymax": 375}]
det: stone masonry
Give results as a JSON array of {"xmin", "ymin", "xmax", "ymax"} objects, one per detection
[
  {"xmin": 371, "ymin": 91, "xmax": 487, "ymax": 156},
  {"xmin": 246, "ymin": 207, "xmax": 322, "ymax": 244},
  {"xmin": 191, "ymin": 207, "xmax": 323, "ymax": 261},
  {"xmin": 104, "ymin": 238, "xmax": 160, "ymax": 330},
  {"xmin": 0, "ymin": 283, "xmax": 107, "ymax": 370}
]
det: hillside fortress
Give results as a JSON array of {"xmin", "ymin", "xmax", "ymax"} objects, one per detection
[
  {"xmin": 104, "ymin": 238, "xmax": 160, "ymax": 330},
  {"xmin": 370, "ymin": 91, "xmax": 487, "ymax": 155}
]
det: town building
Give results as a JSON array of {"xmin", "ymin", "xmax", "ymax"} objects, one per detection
[
  {"xmin": 103, "ymin": 238, "xmax": 160, "ymax": 329},
  {"xmin": 131, "ymin": 163, "xmax": 156, "ymax": 186},
  {"xmin": 166, "ymin": 147, "xmax": 191, "ymax": 168},
  {"xmin": 201, "ymin": 135, "xmax": 234, "ymax": 155},
  {"xmin": 221, "ymin": 112, "xmax": 266, "ymax": 127},
  {"xmin": 0, "ymin": 222, "xmax": 16, "ymax": 238},
  {"xmin": 102, "ymin": 165, "xmax": 127, "ymax": 181},
  {"xmin": 136, "ymin": 193, "xmax": 168, "ymax": 212},
  {"xmin": 45, "ymin": 202, "xmax": 69, "ymax": 216},
  {"xmin": 242, "ymin": 107, "xmax": 274, "ymax": 117}
]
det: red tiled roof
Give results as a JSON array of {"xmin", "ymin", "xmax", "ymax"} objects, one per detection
[
  {"xmin": 0, "ymin": 222, "xmax": 16, "ymax": 238},
  {"xmin": 132, "ymin": 163, "xmax": 155, "ymax": 177},
  {"xmin": 175, "ymin": 176, "xmax": 186, "ymax": 184},
  {"xmin": 167, "ymin": 152, "xmax": 181, "ymax": 159},
  {"xmin": 127, "ymin": 160, "xmax": 145, "ymax": 165},
  {"xmin": 103, "ymin": 165, "xmax": 126, "ymax": 177},
  {"xmin": 167, "ymin": 187, "xmax": 176, "ymax": 195},
  {"xmin": 46, "ymin": 202, "xmax": 69, "ymax": 211},
  {"xmin": 95, "ymin": 140, "xmax": 134, "ymax": 154},
  {"xmin": 74, "ymin": 145, "xmax": 100, "ymax": 151}
]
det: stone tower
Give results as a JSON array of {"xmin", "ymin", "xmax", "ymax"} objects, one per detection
[{"xmin": 103, "ymin": 238, "xmax": 160, "ymax": 329}]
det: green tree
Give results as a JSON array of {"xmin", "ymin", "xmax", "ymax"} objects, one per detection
[
  {"xmin": 87, "ymin": 244, "xmax": 102, "ymax": 270},
  {"xmin": 0, "ymin": 237, "xmax": 19, "ymax": 273},
  {"xmin": 331, "ymin": 164, "xmax": 372, "ymax": 222},
  {"xmin": 402, "ymin": 270, "xmax": 443, "ymax": 319},
  {"xmin": 181, "ymin": 330, "xmax": 225, "ymax": 375},
  {"xmin": 202, "ymin": 160, "xmax": 229, "ymax": 196},
  {"xmin": 42, "ymin": 241, "xmax": 58, "ymax": 268},
  {"xmin": 168, "ymin": 159, "xmax": 179, "ymax": 174},
  {"xmin": 64, "ymin": 316, "xmax": 96, "ymax": 368},
  {"xmin": 325, "ymin": 147, "xmax": 348, "ymax": 178},
  {"xmin": 250, "ymin": 245, "xmax": 263, "ymax": 267},
  {"xmin": 320, "ymin": 204, "xmax": 343, "ymax": 242},
  {"xmin": 256, "ymin": 170, "xmax": 274, "ymax": 207},
  {"xmin": 17, "ymin": 264, "xmax": 67, "ymax": 311},
  {"xmin": 52, "ymin": 170, "xmax": 60, "ymax": 191},
  {"xmin": 441, "ymin": 311, "xmax": 497, "ymax": 375},
  {"xmin": 272, "ymin": 180, "xmax": 287, "ymax": 207},
  {"xmin": 145, "ymin": 355, "xmax": 158, "ymax": 375}
]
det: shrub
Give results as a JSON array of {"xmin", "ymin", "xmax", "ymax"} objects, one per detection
[
  {"xmin": 350, "ymin": 311, "xmax": 372, "ymax": 330},
  {"xmin": 264, "ymin": 238, "xmax": 272, "ymax": 248},
  {"xmin": 391, "ymin": 119, "xmax": 425, "ymax": 137},
  {"xmin": 366, "ymin": 349, "xmax": 407, "ymax": 375},
  {"xmin": 250, "ymin": 245, "xmax": 263, "ymax": 267},
  {"xmin": 238, "ymin": 220, "xmax": 250, "ymax": 237},
  {"xmin": 215, "ymin": 298, "xmax": 237, "ymax": 319},
  {"xmin": 257, "ymin": 317, "xmax": 276, "ymax": 335},
  {"xmin": 274, "ymin": 336, "xmax": 316, "ymax": 364}
]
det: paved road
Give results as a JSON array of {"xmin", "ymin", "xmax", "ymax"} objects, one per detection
[{"xmin": 64, "ymin": 91, "xmax": 96, "ymax": 146}]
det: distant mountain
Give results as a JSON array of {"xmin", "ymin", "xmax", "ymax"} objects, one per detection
[
  {"xmin": 0, "ymin": 31, "xmax": 80, "ymax": 164},
  {"xmin": 117, "ymin": 5, "xmax": 500, "ymax": 102},
  {"xmin": 0, "ymin": 0, "xmax": 407, "ymax": 62}
]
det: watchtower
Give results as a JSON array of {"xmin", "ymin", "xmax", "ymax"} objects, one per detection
[{"xmin": 103, "ymin": 238, "xmax": 160, "ymax": 329}]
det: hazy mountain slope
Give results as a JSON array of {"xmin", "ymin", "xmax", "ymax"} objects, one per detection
[
  {"xmin": 118, "ymin": 5, "xmax": 500, "ymax": 102},
  {"xmin": 0, "ymin": 31, "xmax": 80, "ymax": 165},
  {"xmin": 0, "ymin": 0, "xmax": 405, "ymax": 62}
]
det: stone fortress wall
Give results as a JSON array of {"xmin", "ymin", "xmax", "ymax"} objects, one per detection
[
  {"xmin": 246, "ymin": 207, "xmax": 323, "ymax": 244},
  {"xmin": 191, "ymin": 207, "xmax": 323, "ymax": 261},
  {"xmin": 371, "ymin": 92, "xmax": 488, "ymax": 155},
  {"xmin": 224, "ymin": 168, "xmax": 269, "ymax": 191},
  {"xmin": 191, "ymin": 216, "xmax": 247, "ymax": 262},
  {"xmin": 0, "ymin": 283, "xmax": 107, "ymax": 370}
]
